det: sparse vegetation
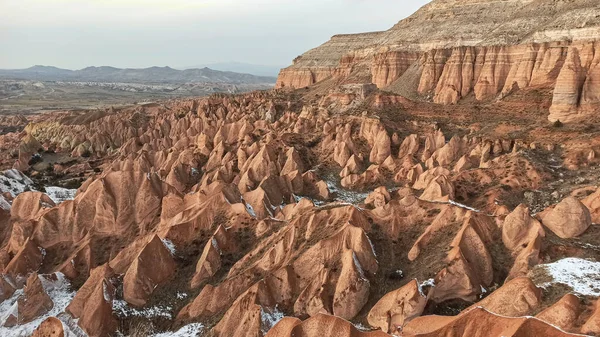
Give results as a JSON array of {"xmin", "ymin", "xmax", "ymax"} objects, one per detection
[{"xmin": 552, "ymin": 119, "xmax": 563, "ymax": 128}]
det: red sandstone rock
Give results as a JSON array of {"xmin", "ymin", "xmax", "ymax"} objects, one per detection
[
  {"xmin": 332, "ymin": 249, "xmax": 371, "ymax": 320},
  {"xmin": 0, "ymin": 275, "xmax": 16, "ymax": 302},
  {"xmin": 122, "ymin": 235, "xmax": 176, "ymax": 306},
  {"xmin": 469, "ymin": 277, "xmax": 541, "ymax": 317},
  {"xmin": 266, "ymin": 313, "xmax": 389, "ymax": 337},
  {"xmin": 536, "ymin": 294, "xmax": 581, "ymax": 331},
  {"xmin": 404, "ymin": 306, "xmax": 582, "ymax": 337},
  {"xmin": 369, "ymin": 127, "xmax": 391, "ymax": 165},
  {"xmin": 190, "ymin": 225, "xmax": 235, "ymax": 289},
  {"xmin": 502, "ymin": 205, "xmax": 545, "ymax": 250},
  {"xmin": 367, "ymin": 279, "xmax": 428, "ymax": 334},
  {"xmin": 365, "ymin": 187, "xmax": 391, "ymax": 208},
  {"xmin": 264, "ymin": 317, "xmax": 301, "ymax": 337},
  {"xmin": 541, "ymin": 196, "xmax": 592, "ymax": 239},
  {"xmin": 419, "ymin": 175, "xmax": 454, "ymax": 202},
  {"xmin": 4, "ymin": 238, "xmax": 43, "ymax": 281},
  {"xmin": 66, "ymin": 264, "xmax": 117, "ymax": 337},
  {"xmin": 30, "ymin": 317, "xmax": 65, "ymax": 337},
  {"xmin": 582, "ymin": 189, "xmax": 600, "ymax": 224},
  {"xmin": 11, "ymin": 273, "xmax": 54, "ymax": 326},
  {"xmin": 582, "ymin": 299, "xmax": 600, "ymax": 335}
]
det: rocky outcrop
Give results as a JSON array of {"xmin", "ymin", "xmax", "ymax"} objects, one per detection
[
  {"xmin": 404, "ymin": 307, "xmax": 583, "ymax": 337},
  {"xmin": 536, "ymin": 294, "xmax": 581, "ymax": 332},
  {"xmin": 582, "ymin": 188, "xmax": 600, "ymax": 223},
  {"xmin": 122, "ymin": 235, "xmax": 176, "ymax": 306},
  {"xmin": 66, "ymin": 264, "xmax": 117, "ymax": 337},
  {"xmin": 582, "ymin": 300, "xmax": 600, "ymax": 335},
  {"xmin": 4, "ymin": 238, "xmax": 44, "ymax": 280},
  {"xmin": 502, "ymin": 205, "xmax": 545, "ymax": 251},
  {"xmin": 541, "ymin": 196, "xmax": 592, "ymax": 239},
  {"xmin": 502, "ymin": 205, "xmax": 546, "ymax": 280},
  {"xmin": 266, "ymin": 313, "xmax": 389, "ymax": 337},
  {"xmin": 9, "ymin": 274, "xmax": 54, "ymax": 326},
  {"xmin": 372, "ymin": 51, "xmax": 421, "ymax": 88},
  {"xmin": 549, "ymin": 42, "xmax": 600, "ymax": 123},
  {"xmin": 469, "ymin": 277, "xmax": 541, "ymax": 317},
  {"xmin": 367, "ymin": 280, "xmax": 428, "ymax": 334},
  {"xmin": 31, "ymin": 317, "xmax": 65, "ymax": 337}
]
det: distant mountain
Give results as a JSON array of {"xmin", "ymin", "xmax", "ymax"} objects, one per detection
[
  {"xmin": 182, "ymin": 62, "xmax": 285, "ymax": 77},
  {"xmin": 0, "ymin": 65, "xmax": 276, "ymax": 84}
]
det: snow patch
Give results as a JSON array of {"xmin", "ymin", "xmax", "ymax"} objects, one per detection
[
  {"xmin": 44, "ymin": 186, "xmax": 77, "ymax": 204},
  {"xmin": 353, "ymin": 322, "xmax": 370, "ymax": 332},
  {"xmin": 365, "ymin": 233, "xmax": 377, "ymax": 258},
  {"xmin": 244, "ymin": 201, "xmax": 256, "ymax": 218},
  {"xmin": 0, "ymin": 273, "xmax": 77, "ymax": 337},
  {"xmin": 211, "ymin": 238, "xmax": 222, "ymax": 255},
  {"xmin": 113, "ymin": 300, "xmax": 173, "ymax": 319},
  {"xmin": 448, "ymin": 200, "xmax": 480, "ymax": 213},
  {"xmin": 161, "ymin": 238, "xmax": 176, "ymax": 256},
  {"xmin": 0, "ymin": 194, "xmax": 11, "ymax": 211},
  {"xmin": 0, "ymin": 301, "xmax": 19, "ymax": 326},
  {"xmin": 418, "ymin": 278, "xmax": 436, "ymax": 297},
  {"xmin": 534, "ymin": 258, "xmax": 600, "ymax": 296},
  {"xmin": 260, "ymin": 306, "xmax": 284, "ymax": 335},
  {"xmin": 103, "ymin": 281, "xmax": 112, "ymax": 302},
  {"xmin": 0, "ymin": 169, "xmax": 35, "ymax": 197},
  {"xmin": 352, "ymin": 251, "xmax": 367, "ymax": 280},
  {"xmin": 324, "ymin": 178, "xmax": 369, "ymax": 205},
  {"xmin": 0, "ymin": 170, "xmax": 76, "ymax": 205},
  {"xmin": 152, "ymin": 323, "xmax": 204, "ymax": 337}
]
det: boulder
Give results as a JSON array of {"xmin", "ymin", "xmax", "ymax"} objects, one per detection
[
  {"xmin": 31, "ymin": 317, "xmax": 65, "ymax": 337},
  {"xmin": 541, "ymin": 197, "xmax": 591, "ymax": 239},
  {"xmin": 502, "ymin": 204, "xmax": 545, "ymax": 251},
  {"xmin": 419, "ymin": 175, "xmax": 454, "ymax": 202}
]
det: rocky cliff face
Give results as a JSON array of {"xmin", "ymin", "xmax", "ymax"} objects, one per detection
[{"xmin": 277, "ymin": 0, "xmax": 600, "ymax": 122}]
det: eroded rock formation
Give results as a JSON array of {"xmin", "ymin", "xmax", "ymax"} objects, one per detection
[{"xmin": 277, "ymin": 0, "xmax": 600, "ymax": 123}]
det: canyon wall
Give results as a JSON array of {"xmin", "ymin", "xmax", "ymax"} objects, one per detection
[
  {"xmin": 414, "ymin": 41, "xmax": 600, "ymax": 123},
  {"xmin": 277, "ymin": 0, "xmax": 600, "ymax": 122}
]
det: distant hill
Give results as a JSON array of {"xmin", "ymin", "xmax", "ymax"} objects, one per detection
[
  {"xmin": 0, "ymin": 65, "xmax": 276, "ymax": 84},
  {"xmin": 182, "ymin": 62, "xmax": 285, "ymax": 77}
]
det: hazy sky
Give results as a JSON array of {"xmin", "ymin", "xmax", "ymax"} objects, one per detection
[{"xmin": 0, "ymin": 0, "xmax": 431, "ymax": 70}]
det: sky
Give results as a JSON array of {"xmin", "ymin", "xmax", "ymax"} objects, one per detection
[{"xmin": 0, "ymin": 0, "xmax": 431, "ymax": 70}]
